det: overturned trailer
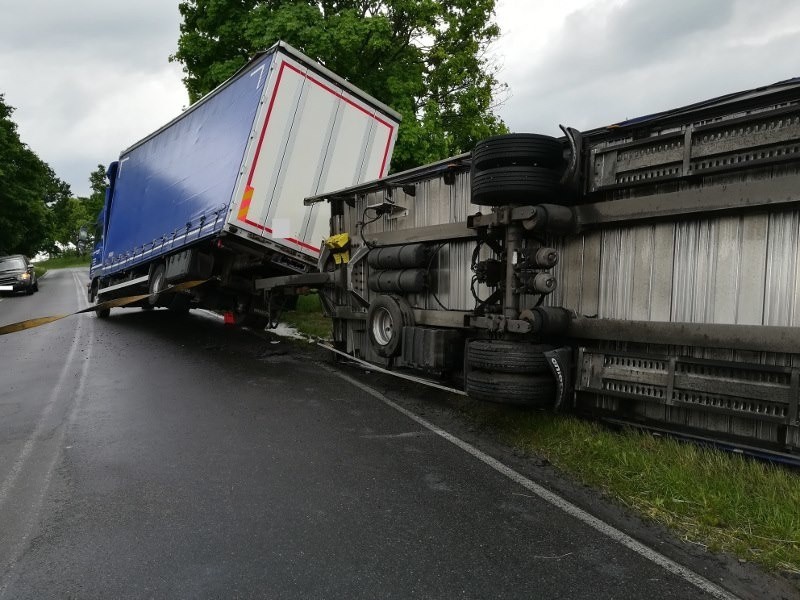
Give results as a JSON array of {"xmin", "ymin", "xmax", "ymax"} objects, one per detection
[{"xmin": 278, "ymin": 78, "xmax": 800, "ymax": 454}]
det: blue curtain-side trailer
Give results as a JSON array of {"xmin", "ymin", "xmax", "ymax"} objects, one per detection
[{"xmin": 89, "ymin": 41, "xmax": 400, "ymax": 322}]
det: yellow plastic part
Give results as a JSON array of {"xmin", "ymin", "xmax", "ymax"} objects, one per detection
[
  {"xmin": 325, "ymin": 233, "xmax": 351, "ymax": 264},
  {"xmin": 325, "ymin": 233, "xmax": 350, "ymax": 250}
]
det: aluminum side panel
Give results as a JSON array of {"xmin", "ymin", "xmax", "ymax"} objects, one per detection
[
  {"xmin": 552, "ymin": 210, "xmax": 800, "ymax": 327},
  {"xmin": 230, "ymin": 53, "xmax": 399, "ymax": 258},
  {"xmin": 649, "ymin": 223, "xmax": 675, "ymax": 321},
  {"xmin": 304, "ymin": 92, "xmax": 398, "ymax": 251},
  {"xmin": 230, "ymin": 59, "xmax": 306, "ymax": 241}
]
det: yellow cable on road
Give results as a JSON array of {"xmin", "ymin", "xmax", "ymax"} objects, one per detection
[{"xmin": 0, "ymin": 280, "xmax": 210, "ymax": 336}]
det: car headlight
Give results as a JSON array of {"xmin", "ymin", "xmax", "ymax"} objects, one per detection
[{"xmin": 18, "ymin": 273, "xmax": 30, "ymax": 281}]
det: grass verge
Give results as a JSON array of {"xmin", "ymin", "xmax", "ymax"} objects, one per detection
[
  {"xmin": 280, "ymin": 294, "xmax": 332, "ymax": 340},
  {"xmin": 463, "ymin": 404, "xmax": 800, "ymax": 575},
  {"xmin": 285, "ymin": 299, "xmax": 800, "ymax": 577},
  {"xmin": 34, "ymin": 255, "xmax": 90, "ymax": 277}
]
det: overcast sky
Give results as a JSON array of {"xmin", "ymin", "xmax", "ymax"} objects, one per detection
[{"xmin": 1, "ymin": 0, "xmax": 799, "ymax": 197}]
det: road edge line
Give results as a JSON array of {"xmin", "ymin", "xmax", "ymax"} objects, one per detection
[{"xmin": 328, "ymin": 367, "xmax": 741, "ymax": 600}]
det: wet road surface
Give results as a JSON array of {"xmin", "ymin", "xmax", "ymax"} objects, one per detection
[{"xmin": 0, "ymin": 268, "xmax": 794, "ymax": 599}]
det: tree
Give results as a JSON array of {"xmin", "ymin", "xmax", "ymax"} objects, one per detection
[
  {"xmin": 0, "ymin": 94, "xmax": 62, "ymax": 256},
  {"xmin": 50, "ymin": 165, "xmax": 107, "ymax": 255},
  {"xmin": 86, "ymin": 164, "xmax": 107, "ymax": 221},
  {"xmin": 171, "ymin": 0, "xmax": 508, "ymax": 171}
]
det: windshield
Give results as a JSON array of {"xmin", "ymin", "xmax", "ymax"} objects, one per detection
[{"xmin": 0, "ymin": 257, "xmax": 26, "ymax": 271}]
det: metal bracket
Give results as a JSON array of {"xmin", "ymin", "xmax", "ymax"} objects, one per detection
[
  {"xmin": 468, "ymin": 314, "xmax": 532, "ymax": 334},
  {"xmin": 346, "ymin": 245, "xmax": 370, "ymax": 308}
]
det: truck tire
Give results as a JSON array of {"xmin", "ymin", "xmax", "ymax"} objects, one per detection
[
  {"xmin": 466, "ymin": 370, "xmax": 556, "ymax": 407},
  {"xmin": 148, "ymin": 264, "xmax": 166, "ymax": 307},
  {"xmin": 471, "ymin": 134, "xmax": 563, "ymax": 171},
  {"xmin": 367, "ymin": 294, "xmax": 415, "ymax": 358},
  {"xmin": 96, "ymin": 307, "xmax": 111, "ymax": 319},
  {"xmin": 471, "ymin": 166, "xmax": 560, "ymax": 206},
  {"xmin": 466, "ymin": 340, "xmax": 552, "ymax": 374}
]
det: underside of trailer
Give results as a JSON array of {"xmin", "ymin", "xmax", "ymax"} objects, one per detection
[{"xmin": 272, "ymin": 78, "xmax": 800, "ymax": 456}]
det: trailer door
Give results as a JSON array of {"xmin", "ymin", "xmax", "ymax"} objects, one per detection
[{"xmin": 230, "ymin": 51, "xmax": 397, "ymax": 259}]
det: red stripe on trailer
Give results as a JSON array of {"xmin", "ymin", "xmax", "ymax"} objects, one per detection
[
  {"xmin": 282, "ymin": 62, "xmax": 395, "ymax": 176},
  {"xmin": 241, "ymin": 217, "xmax": 320, "ymax": 253},
  {"xmin": 243, "ymin": 62, "xmax": 287, "ymax": 194},
  {"xmin": 237, "ymin": 60, "xmax": 396, "ymax": 233}
]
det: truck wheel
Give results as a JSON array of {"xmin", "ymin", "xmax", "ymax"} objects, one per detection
[
  {"xmin": 466, "ymin": 339, "xmax": 553, "ymax": 374},
  {"xmin": 96, "ymin": 307, "xmax": 111, "ymax": 319},
  {"xmin": 466, "ymin": 370, "xmax": 556, "ymax": 407},
  {"xmin": 471, "ymin": 134, "xmax": 563, "ymax": 171},
  {"xmin": 89, "ymin": 280, "xmax": 98, "ymax": 304},
  {"xmin": 148, "ymin": 264, "xmax": 166, "ymax": 307},
  {"xmin": 471, "ymin": 166, "xmax": 560, "ymax": 206},
  {"xmin": 367, "ymin": 294, "xmax": 414, "ymax": 358}
]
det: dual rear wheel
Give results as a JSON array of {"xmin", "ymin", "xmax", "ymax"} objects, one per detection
[
  {"xmin": 465, "ymin": 339, "xmax": 556, "ymax": 407},
  {"xmin": 470, "ymin": 133, "xmax": 572, "ymax": 207}
]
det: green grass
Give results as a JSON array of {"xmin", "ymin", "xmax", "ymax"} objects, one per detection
[
  {"xmin": 34, "ymin": 254, "xmax": 90, "ymax": 277},
  {"xmin": 280, "ymin": 293, "xmax": 333, "ymax": 339},
  {"xmin": 463, "ymin": 405, "xmax": 800, "ymax": 575}
]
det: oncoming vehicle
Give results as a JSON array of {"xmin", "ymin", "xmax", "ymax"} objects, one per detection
[{"xmin": 0, "ymin": 255, "xmax": 38, "ymax": 295}]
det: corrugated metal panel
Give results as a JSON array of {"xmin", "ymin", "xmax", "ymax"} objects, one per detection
[
  {"xmin": 343, "ymin": 171, "xmax": 478, "ymax": 313},
  {"xmin": 346, "ymin": 169, "xmax": 800, "ymax": 328},
  {"xmin": 550, "ymin": 208, "xmax": 800, "ymax": 328},
  {"xmin": 765, "ymin": 210, "xmax": 800, "ymax": 326}
]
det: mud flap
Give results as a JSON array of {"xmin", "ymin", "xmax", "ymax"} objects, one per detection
[{"xmin": 543, "ymin": 346, "xmax": 573, "ymax": 412}]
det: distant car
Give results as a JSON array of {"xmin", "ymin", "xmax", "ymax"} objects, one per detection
[{"xmin": 0, "ymin": 255, "xmax": 38, "ymax": 295}]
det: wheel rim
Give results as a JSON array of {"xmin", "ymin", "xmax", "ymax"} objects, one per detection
[{"xmin": 371, "ymin": 307, "xmax": 394, "ymax": 346}]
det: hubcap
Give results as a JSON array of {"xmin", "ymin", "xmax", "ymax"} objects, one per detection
[{"xmin": 372, "ymin": 307, "xmax": 394, "ymax": 346}]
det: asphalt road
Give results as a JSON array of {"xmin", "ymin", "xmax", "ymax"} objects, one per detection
[{"xmin": 0, "ymin": 268, "xmax": 795, "ymax": 599}]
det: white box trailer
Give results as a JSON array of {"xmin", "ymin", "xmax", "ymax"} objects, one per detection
[
  {"xmin": 290, "ymin": 77, "xmax": 800, "ymax": 457},
  {"xmin": 90, "ymin": 41, "xmax": 400, "ymax": 321}
]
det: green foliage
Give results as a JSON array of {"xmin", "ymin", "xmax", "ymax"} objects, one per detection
[
  {"xmin": 50, "ymin": 197, "xmax": 92, "ymax": 252},
  {"xmin": 49, "ymin": 164, "xmax": 106, "ymax": 255},
  {"xmin": 86, "ymin": 164, "xmax": 107, "ymax": 219},
  {"xmin": 35, "ymin": 254, "xmax": 91, "ymax": 274},
  {"xmin": 281, "ymin": 293, "xmax": 332, "ymax": 339},
  {"xmin": 171, "ymin": 0, "xmax": 508, "ymax": 171},
  {"xmin": 0, "ymin": 96, "xmax": 105, "ymax": 257},
  {"xmin": 0, "ymin": 94, "xmax": 63, "ymax": 256}
]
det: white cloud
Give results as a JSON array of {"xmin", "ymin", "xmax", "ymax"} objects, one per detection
[
  {"xmin": 492, "ymin": 0, "xmax": 800, "ymax": 135},
  {"xmin": 2, "ymin": 0, "xmax": 799, "ymax": 198},
  {"xmin": 0, "ymin": 1, "xmax": 187, "ymax": 197}
]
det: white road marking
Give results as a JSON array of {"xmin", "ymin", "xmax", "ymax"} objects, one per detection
[
  {"xmin": 361, "ymin": 431, "xmax": 433, "ymax": 440},
  {"xmin": 320, "ymin": 343, "xmax": 468, "ymax": 396},
  {"xmin": 0, "ymin": 314, "xmax": 84, "ymax": 509},
  {"xmin": 0, "ymin": 271, "xmax": 94, "ymax": 597},
  {"xmin": 329, "ymin": 368, "xmax": 742, "ymax": 600},
  {"xmin": 0, "ymin": 270, "xmax": 90, "ymax": 508}
]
